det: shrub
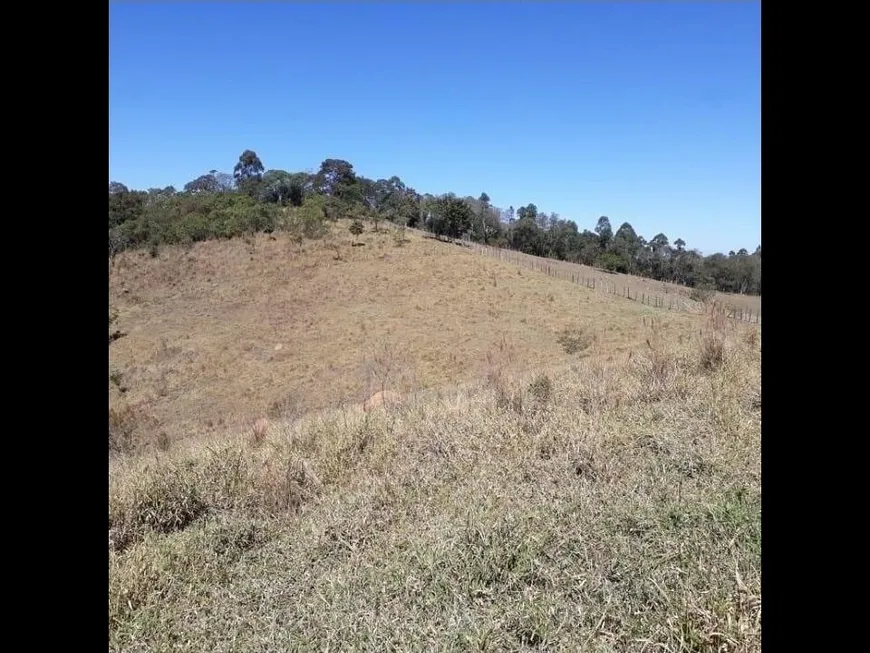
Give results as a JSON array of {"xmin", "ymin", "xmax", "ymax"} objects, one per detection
[
  {"xmin": 699, "ymin": 332, "xmax": 726, "ymax": 371},
  {"xmin": 528, "ymin": 373, "xmax": 553, "ymax": 404},
  {"xmin": 556, "ymin": 327, "xmax": 593, "ymax": 355},
  {"xmin": 596, "ymin": 251, "xmax": 627, "ymax": 273},
  {"xmin": 112, "ymin": 463, "xmax": 209, "ymax": 538},
  {"xmin": 112, "ymin": 192, "xmax": 282, "ymax": 254},
  {"xmin": 109, "ymin": 406, "xmax": 138, "ymax": 454},
  {"xmin": 109, "ymin": 369, "xmax": 124, "ymax": 389}
]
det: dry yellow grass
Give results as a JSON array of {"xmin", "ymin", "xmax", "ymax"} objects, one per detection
[
  {"xmin": 449, "ymin": 234, "xmax": 761, "ymax": 317},
  {"xmin": 109, "ymin": 223, "xmax": 761, "ymax": 650},
  {"xmin": 108, "ymin": 222, "xmax": 719, "ymax": 448},
  {"xmin": 109, "ymin": 309, "xmax": 761, "ymax": 651}
]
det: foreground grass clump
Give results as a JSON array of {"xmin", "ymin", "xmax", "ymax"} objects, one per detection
[{"xmin": 109, "ymin": 323, "xmax": 760, "ymax": 652}]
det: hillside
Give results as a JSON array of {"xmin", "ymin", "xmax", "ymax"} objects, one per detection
[
  {"xmin": 109, "ymin": 221, "xmax": 761, "ymax": 651},
  {"xmin": 451, "ymin": 235, "xmax": 761, "ymax": 319},
  {"xmin": 109, "ymin": 308, "xmax": 761, "ymax": 652},
  {"xmin": 109, "ymin": 222, "xmax": 716, "ymax": 449}
]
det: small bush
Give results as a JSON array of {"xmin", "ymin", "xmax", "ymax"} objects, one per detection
[
  {"xmin": 109, "ymin": 309, "xmax": 127, "ymax": 345},
  {"xmin": 556, "ymin": 327, "xmax": 593, "ymax": 355},
  {"xmin": 109, "ymin": 463, "xmax": 209, "ymax": 553},
  {"xmin": 636, "ymin": 336, "xmax": 681, "ymax": 402},
  {"xmin": 109, "ymin": 369, "xmax": 124, "ymax": 389},
  {"xmin": 528, "ymin": 374, "xmax": 553, "ymax": 404},
  {"xmin": 109, "ymin": 406, "xmax": 138, "ymax": 454},
  {"xmin": 296, "ymin": 196, "xmax": 328, "ymax": 238},
  {"xmin": 349, "ymin": 220, "xmax": 364, "ymax": 239},
  {"xmin": 699, "ymin": 332, "xmax": 726, "ymax": 371}
]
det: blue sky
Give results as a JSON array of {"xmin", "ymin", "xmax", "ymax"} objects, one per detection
[{"xmin": 109, "ymin": 2, "xmax": 760, "ymax": 255}]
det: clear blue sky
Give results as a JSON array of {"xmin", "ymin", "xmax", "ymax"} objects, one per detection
[{"xmin": 109, "ymin": 2, "xmax": 760, "ymax": 255}]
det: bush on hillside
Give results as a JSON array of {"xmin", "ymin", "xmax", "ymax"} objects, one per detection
[
  {"xmin": 556, "ymin": 327, "xmax": 593, "ymax": 355},
  {"xmin": 349, "ymin": 220, "xmax": 364, "ymax": 241},
  {"xmin": 596, "ymin": 251, "xmax": 628, "ymax": 273},
  {"xmin": 275, "ymin": 195, "xmax": 329, "ymax": 240}
]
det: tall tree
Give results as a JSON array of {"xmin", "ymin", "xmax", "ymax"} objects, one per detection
[
  {"xmin": 233, "ymin": 150, "xmax": 265, "ymax": 184},
  {"xmin": 314, "ymin": 158, "xmax": 358, "ymax": 200},
  {"xmin": 517, "ymin": 203, "xmax": 538, "ymax": 221},
  {"xmin": 428, "ymin": 194, "xmax": 473, "ymax": 240},
  {"xmin": 478, "ymin": 192, "xmax": 491, "ymax": 243},
  {"xmin": 258, "ymin": 170, "xmax": 308, "ymax": 206},
  {"xmin": 510, "ymin": 215, "xmax": 544, "ymax": 256},
  {"xmin": 650, "ymin": 233, "xmax": 670, "ymax": 254},
  {"xmin": 595, "ymin": 216, "xmax": 613, "ymax": 249},
  {"xmin": 184, "ymin": 174, "xmax": 220, "ymax": 194},
  {"xmin": 613, "ymin": 222, "xmax": 641, "ymax": 272},
  {"xmin": 109, "ymin": 181, "xmax": 129, "ymax": 195},
  {"xmin": 209, "ymin": 169, "xmax": 235, "ymax": 192},
  {"xmin": 108, "ymin": 184, "xmax": 146, "ymax": 228}
]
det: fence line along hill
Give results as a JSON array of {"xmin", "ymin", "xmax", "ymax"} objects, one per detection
[{"xmin": 401, "ymin": 225, "xmax": 760, "ymax": 324}]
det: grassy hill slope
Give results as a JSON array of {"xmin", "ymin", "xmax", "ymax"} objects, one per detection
[
  {"xmin": 109, "ymin": 222, "xmax": 761, "ymax": 651},
  {"xmin": 109, "ymin": 223, "xmax": 711, "ymax": 448},
  {"xmin": 110, "ymin": 318, "xmax": 760, "ymax": 652}
]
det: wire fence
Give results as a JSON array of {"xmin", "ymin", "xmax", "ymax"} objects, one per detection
[{"xmin": 401, "ymin": 226, "xmax": 761, "ymax": 324}]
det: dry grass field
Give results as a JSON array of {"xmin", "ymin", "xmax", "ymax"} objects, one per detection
[
  {"xmin": 109, "ymin": 223, "xmax": 716, "ymax": 448},
  {"xmin": 109, "ymin": 221, "xmax": 761, "ymax": 651},
  {"xmin": 449, "ymin": 235, "xmax": 761, "ymax": 318}
]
